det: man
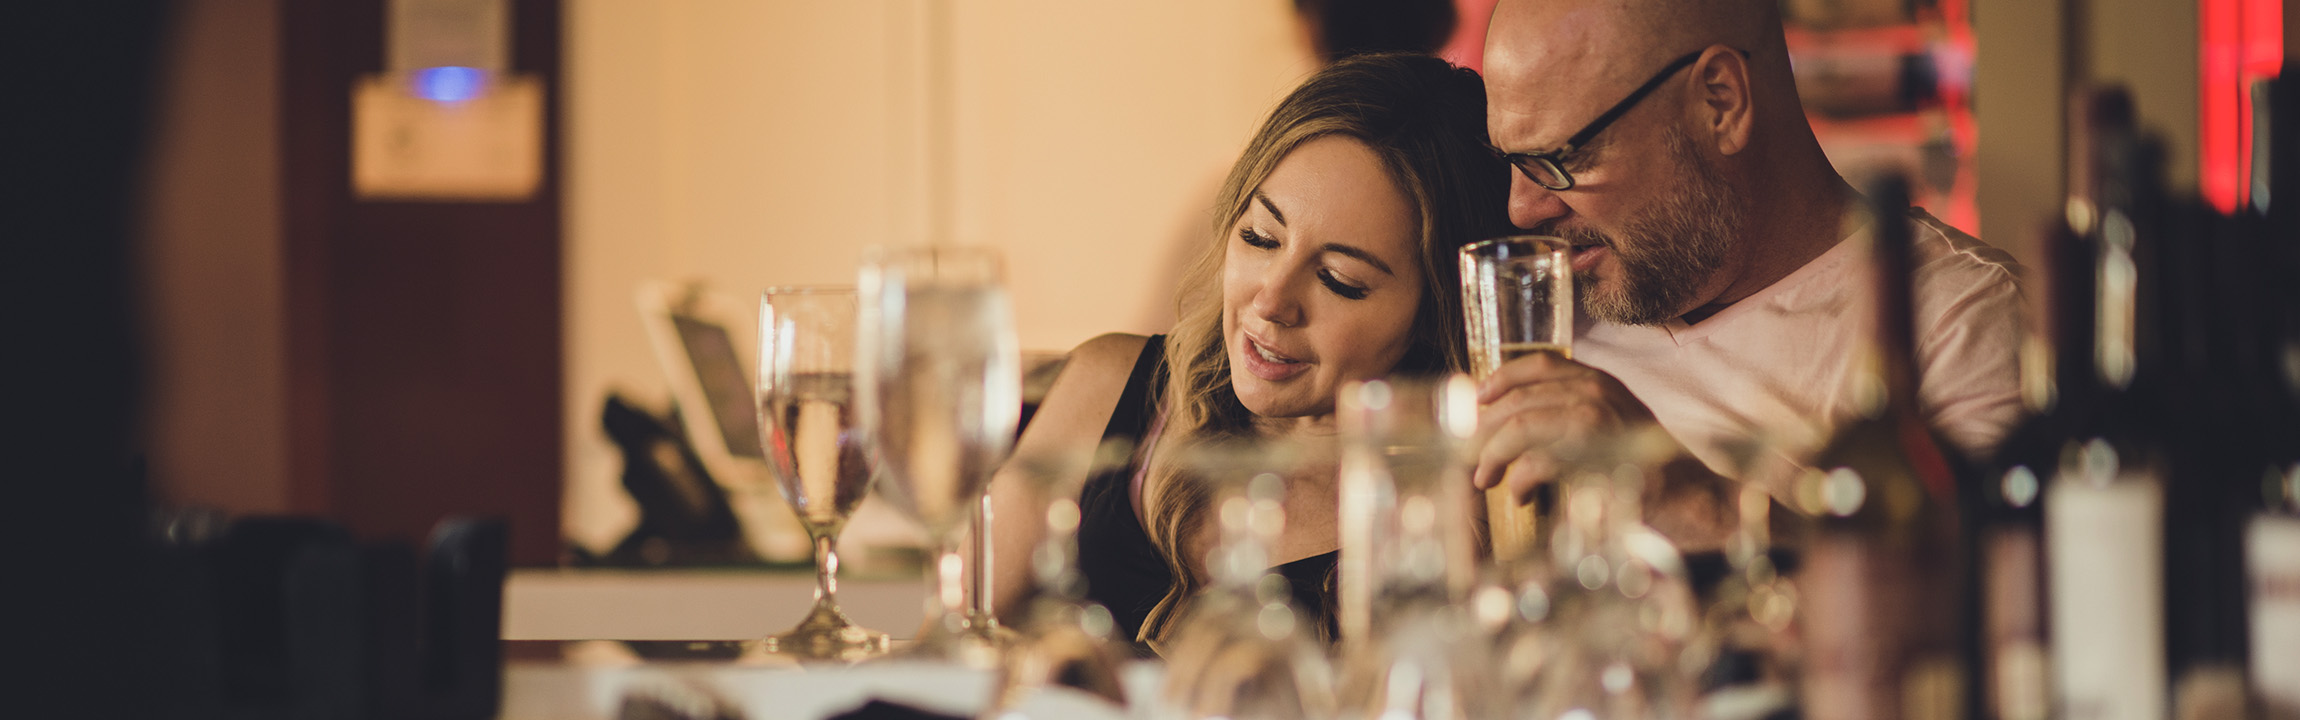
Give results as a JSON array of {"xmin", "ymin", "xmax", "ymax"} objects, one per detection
[{"xmin": 1470, "ymin": 0, "xmax": 2025, "ymax": 546}]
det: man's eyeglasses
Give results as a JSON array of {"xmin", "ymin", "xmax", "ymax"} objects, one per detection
[{"xmin": 1496, "ymin": 48, "xmax": 1749, "ymax": 191}]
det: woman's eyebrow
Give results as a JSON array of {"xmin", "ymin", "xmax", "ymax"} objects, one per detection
[
  {"xmin": 1253, "ymin": 191, "xmax": 1288, "ymax": 227},
  {"xmin": 1318, "ymin": 243, "xmax": 1395, "ymax": 276}
]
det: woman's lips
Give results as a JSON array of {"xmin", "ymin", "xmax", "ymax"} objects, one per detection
[
  {"xmin": 1569, "ymin": 243, "xmax": 1610, "ymax": 273},
  {"xmin": 1239, "ymin": 335, "xmax": 1311, "ymax": 382}
]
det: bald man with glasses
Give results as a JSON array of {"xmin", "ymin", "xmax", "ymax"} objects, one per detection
[{"xmin": 1467, "ymin": 0, "xmax": 2026, "ymax": 547}]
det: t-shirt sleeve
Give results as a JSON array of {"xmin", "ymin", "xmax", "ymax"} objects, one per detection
[{"xmin": 1913, "ymin": 252, "xmax": 2027, "ymax": 459}]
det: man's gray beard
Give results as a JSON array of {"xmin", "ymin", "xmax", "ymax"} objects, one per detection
[{"xmin": 1557, "ymin": 128, "xmax": 1742, "ymax": 326}]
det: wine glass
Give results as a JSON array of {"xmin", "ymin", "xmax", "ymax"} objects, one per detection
[
  {"xmin": 1333, "ymin": 376, "xmax": 1499, "ymax": 720},
  {"xmin": 983, "ymin": 439, "xmax": 1138, "ymax": 716},
  {"xmin": 1502, "ymin": 437, "xmax": 1700, "ymax": 720},
  {"xmin": 854, "ymin": 245, "xmax": 1022, "ymax": 666},
  {"xmin": 1155, "ymin": 440, "xmax": 1338, "ymax": 720},
  {"xmin": 1459, "ymin": 235, "xmax": 1574, "ymax": 564},
  {"xmin": 751, "ymin": 287, "xmax": 891, "ymax": 661}
]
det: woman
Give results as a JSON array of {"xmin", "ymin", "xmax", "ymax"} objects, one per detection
[{"xmin": 989, "ymin": 53, "xmax": 1512, "ymax": 648}]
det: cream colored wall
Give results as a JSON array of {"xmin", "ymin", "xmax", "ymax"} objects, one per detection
[
  {"xmin": 2089, "ymin": 0, "xmax": 2199, "ymax": 194},
  {"xmin": 1974, "ymin": 0, "xmax": 2065, "ymax": 257},
  {"xmin": 562, "ymin": 1, "xmax": 1316, "ymax": 551}
]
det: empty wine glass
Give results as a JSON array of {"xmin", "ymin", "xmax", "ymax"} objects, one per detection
[
  {"xmin": 1155, "ymin": 440, "xmax": 1337, "ymax": 720},
  {"xmin": 751, "ymin": 287, "xmax": 891, "ymax": 661},
  {"xmin": 854, "ymin": 245, "xmax": 1023, "ymax": 666},
  {"xmin": 1501, "ymin": 435, "xmax": 1700, "ymax": 720},
  {"xmin": 984, "ymin": 440, "xmax": 1138, "ymax": 716},
  {"xmin": 1332, "ymin": 376, "xmax": 1496, "ymax": 720}
]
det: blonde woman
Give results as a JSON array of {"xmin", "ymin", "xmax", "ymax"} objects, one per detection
[{"xmin": 989, "ymin": 53, "xmax": 1513, "ymax": 649}]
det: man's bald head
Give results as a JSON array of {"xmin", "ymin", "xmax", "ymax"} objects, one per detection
[
  {"xmin": 1487, "ymin": 0, "xmax": 1782, "ymax": 81},
  {"xmin": 1485, "ymin": 0, "xmax": 1791, "ymax": 142}
]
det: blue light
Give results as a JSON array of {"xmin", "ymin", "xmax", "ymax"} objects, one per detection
[{"xmin": 414, "ymin": 66, "xmax": 486, "ymax": 103}]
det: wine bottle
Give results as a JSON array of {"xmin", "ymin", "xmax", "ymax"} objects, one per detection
[
  {"xmin": 1975, "ymin": 86, "xmax": 2139, "ymax": 720},
  {"xmin": 1794, "ymin": 175, "xmax": 1976, "ymax": 720},
  {"xmin": 1972, "ymin": 221, "xmax": 2084, "ymax": 720},
  {"xmin": 2245, "ymin": 66, "xmax": 2300, "ymax": 720},
  {"xmin": 2155, "ymin": 152, "xmax": 2269, "ymax": 717},
  {"xmin": 2045, "ymin": 125, "xmax": 2177, "ymax": 720}
]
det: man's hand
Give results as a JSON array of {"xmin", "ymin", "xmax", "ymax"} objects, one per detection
[
  {"xmin": 1469, "ymin": 352, "xmax": 1764, "ymax": 550},
  {"xmin": 1469, "ymin": 352, "xmax": 1662, "ymax": 504}
]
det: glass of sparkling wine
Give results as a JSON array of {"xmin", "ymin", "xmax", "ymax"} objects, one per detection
[
  {"xmin": 753, "ymin": 287, "xmax": 892, "ymax": 661},
  {"xmin": 1458, "ymin": 235, "xmax": 1574, "ymax": 562},
  {"xmin": 855, "ymin": 245, "xmax": 1022, "ymax": 665}
]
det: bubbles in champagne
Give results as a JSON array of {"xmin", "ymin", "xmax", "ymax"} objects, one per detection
[{"xmin": 763, "ymin": 372, "xmax": 870, "ymax": 536}]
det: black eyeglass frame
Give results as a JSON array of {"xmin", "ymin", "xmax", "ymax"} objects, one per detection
[{"xmin": 1497, "ymin": 47, "xmax": 1752, "ymax": 191}]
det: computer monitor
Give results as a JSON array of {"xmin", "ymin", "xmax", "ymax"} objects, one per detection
[{"xmin": 635, "ymin": 282, "xmax": 767, "ymax": 492}]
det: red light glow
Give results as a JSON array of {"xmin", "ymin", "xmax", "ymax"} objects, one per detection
[{"xmin": 2200, "ymin": 0, "xmax": 2283, "ymax": 214}]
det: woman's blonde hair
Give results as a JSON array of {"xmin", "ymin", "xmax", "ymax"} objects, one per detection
[{"xmin": 1136, "ymin": 53, "xmax": 1513, "ymax": 642}]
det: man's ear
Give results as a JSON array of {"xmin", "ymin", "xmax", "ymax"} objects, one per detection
[{"xmin": 1693, "ymin": 45, "xmax": 1754, "ymax": 156}]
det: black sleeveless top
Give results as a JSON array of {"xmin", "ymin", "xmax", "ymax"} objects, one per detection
[{"xmin": 1075, "ymin": 335, "xmax": 1339, "ymax": 648}]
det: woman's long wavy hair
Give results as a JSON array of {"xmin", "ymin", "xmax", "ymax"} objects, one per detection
[{"xmin": 1136, "ymin": 53, "xmax": 1514, "ymax": 642}]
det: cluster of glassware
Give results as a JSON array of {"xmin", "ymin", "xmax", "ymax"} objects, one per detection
[
  {"xmin": 748, "ymin": 246, "xmax": 1140, "ymax": 713},
  {"xmin": 749, "ymin": 245, "xmax": 1021, "ymax": 665},
  {"xmin": 741, "ymin": 239, "xmax": 1798, "ymax": 719},
  {"xmin": 1147, "ymin": 375, "xmax": 1758, "ymax": 720}
]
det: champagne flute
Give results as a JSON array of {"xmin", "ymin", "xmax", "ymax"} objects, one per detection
[
  {"xmin": 854, "ymin": 245, "xmax": 1022, "ymax": 665},
  {"xmin": 1459, "ymin": 235, "xmax": 1573, "ymax": 562},
  {"xmin": 752, "ymin": 287, "xmax": 892, "ymax": 661}
]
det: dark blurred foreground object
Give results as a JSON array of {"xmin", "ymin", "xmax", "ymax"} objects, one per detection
[
  {"xmin": 571, "ymin": 394, "xmax": 756, "ymax": 567},
  {"xmin": 1292, "ymin": 0, "xmax": 1457, "ymax": 63},
  {"xmin": 150, "ymin": 515, "xmax": 508, "ymax": 720},
  {"xmin": 822, "ymin": 699, "xmax": 966, "ymax": 720},
  {"xmin": 7, "ymin": 1, "xmax": 167, "ymax": 717}
]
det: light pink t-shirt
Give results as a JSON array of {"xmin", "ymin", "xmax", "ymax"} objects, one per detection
[{"xmin": 1574, "ymin": 208, "xmax": 2026, "ymax": 494}]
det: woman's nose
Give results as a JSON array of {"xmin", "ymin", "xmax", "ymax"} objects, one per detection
[
  {"xmin": 1508, "ymin": 172, "xmax": 1571, "ymax": 230},
  {"xmin": 1247, "ymin": 266, "xmax": 1305, "ymax": 328}
]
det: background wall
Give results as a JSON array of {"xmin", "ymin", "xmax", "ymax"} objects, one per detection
[
  {"xmin": 560, "ymin": 1, "xmax": 1317, "ymax": 552},
  {"xmin": 140, "ymin": 0, "xmax": 289, "ymax": 514}
]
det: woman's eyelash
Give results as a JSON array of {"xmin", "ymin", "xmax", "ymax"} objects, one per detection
[
  {"xmin": 1241, "ymin": 226, "xmax": 1367, "ymax": 299},
  {"xmin": 1239, "ymin": 227, "xmax": 1278, "ymax": 249},
  {"xmin": 1319, "ymin": 269, "xmax": 1369, "ymax": 300}
]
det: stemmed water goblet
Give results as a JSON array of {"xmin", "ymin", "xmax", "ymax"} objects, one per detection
[
  {"xmin": 854, "ymin": 245, "xmax": 1023, "ymax": 666},
  {"xmin": 1154, "ymin": 439, "xmax": 1338, "ymax": 720},
  {"xmin": 750, "ymin": 287, "xmax": 892, "ymax": 661}
]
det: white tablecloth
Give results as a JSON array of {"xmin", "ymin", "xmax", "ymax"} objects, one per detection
[{"xmin": 504, "ymin": 653, "xmax": 1158, "ymax": 720}]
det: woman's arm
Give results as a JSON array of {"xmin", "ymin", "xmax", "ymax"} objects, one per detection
[{"xmin": 983, "ymin": 333, "xmax": 1150, "ymax": 623}]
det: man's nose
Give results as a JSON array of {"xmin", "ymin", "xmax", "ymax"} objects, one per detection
[{"xmin": 1508, "ymin": 172, "xmax": 1571, "ymax": 230}]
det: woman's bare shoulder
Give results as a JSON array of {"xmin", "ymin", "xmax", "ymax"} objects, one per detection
[
  {"xmin": 1003, "ymin": 333, "xmax": 1151, "ymax": 498},
  {"xmin": 1063, "ymin": 332, "xmax": 1152, "ymax": 382},
  {"xmin": 1033, "ymin": 333, "xmax": 1151, "ymax": 425}
]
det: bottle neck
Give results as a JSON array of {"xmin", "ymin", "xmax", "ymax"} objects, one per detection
[
  {"xmin": 1863, "ymin": 193, "xmax": 1922, "ymax": 420},
  {"xmin": 2041, "ymin": 213, "xmax": 2100, "ymax": 413},
  {"xmin": 2093, "ymin": 213, "xmax": 2142, "ymax": 392},
  {"xmin": 2089, "ymin": 134, "xmax": 2166, "ymax": 397}
]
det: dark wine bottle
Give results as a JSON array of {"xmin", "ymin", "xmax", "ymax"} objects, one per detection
[
  {"xmin": 1794, "ymin": 175, "xmax": 1976, "ymax": 720},
  {"xmin": 1976, "ymin": 87, "xmax": 2134, "ymax": 720},
  {"xmin": 2045, "ymin": 124, "xmax": 2177, "ymax": 720},
  {"xmin": 2243, "ymin": 64, "xmax": 2300, "ymax": 718},
  {"xmin": 1973, "ymin": 219, "xmax": 2085, "ymax": 720}
]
